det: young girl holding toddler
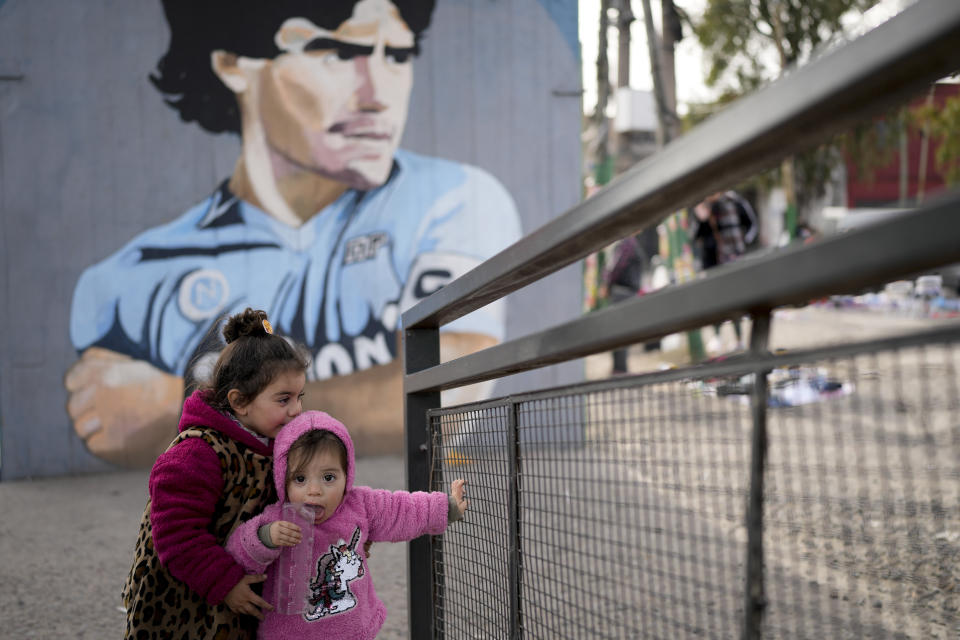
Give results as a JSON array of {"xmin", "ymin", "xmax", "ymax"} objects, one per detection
[
  {"xmin": 122, "ymin": 308, "xmax": 309, "ymax": 639},
  {"xmin": 226, "ymin": 409, "xmax": 469, "ymax": 639}
]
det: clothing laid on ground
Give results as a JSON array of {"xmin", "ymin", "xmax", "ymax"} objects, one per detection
[
  {"xmin": 122, "ymin": 390, "xmax": 275, "ymax": 640},
  {"xmin": 70, "ymin": 150, "xmax": 522, "ymax": 383},
  {"xmin": 227, "ymin": 412, "xmax": 451, "ymax": 640}
]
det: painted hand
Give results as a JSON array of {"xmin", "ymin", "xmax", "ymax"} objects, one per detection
[{"xmin": 64, "ymin": 347, "xmax": 183, "ymax": 467}]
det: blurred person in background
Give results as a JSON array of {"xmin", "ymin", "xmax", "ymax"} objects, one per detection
[{"xmin": 691, "ymin": 190, "xmax": 758, "ymax": 353}]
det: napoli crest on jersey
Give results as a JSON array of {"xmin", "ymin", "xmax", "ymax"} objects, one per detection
[{"xmin": 178, "ymin": 268, "xmax": 230, "ymax": 321}]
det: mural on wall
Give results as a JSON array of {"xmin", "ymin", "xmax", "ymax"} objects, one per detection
[{"xmin": 65, "ymin": 0, "xmax": 522, "ymax": 467}]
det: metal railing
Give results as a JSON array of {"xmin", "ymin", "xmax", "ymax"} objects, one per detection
[{"xmin": 402, "ymin": 1, "xmax": 960, "ymax": 637}]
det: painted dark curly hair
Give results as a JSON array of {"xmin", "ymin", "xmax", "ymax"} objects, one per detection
[{"xmin": 150, "ymin": 0, "xmax": 436, "ymax": 134}]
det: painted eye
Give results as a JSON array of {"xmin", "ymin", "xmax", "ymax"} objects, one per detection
[{"xmin": 386, "ymin": 51, "xmax": 410, "ymax": 65}]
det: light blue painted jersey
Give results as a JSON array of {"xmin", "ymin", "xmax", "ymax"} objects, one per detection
[{"xmin": 70, "ymin": 150, "xmax": 521, "ymax": 381}]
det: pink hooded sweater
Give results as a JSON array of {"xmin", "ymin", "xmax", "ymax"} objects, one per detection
[{"xmin": 227, "ymin": 411, "xmax": 449, "ymax": 640}]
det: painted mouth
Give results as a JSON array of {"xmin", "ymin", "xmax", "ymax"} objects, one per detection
[
  {"xmin": 327, "ymin": 121, "xmax": 392, "ymax": 140},
  {"xmin": 346, "ymin": 131, "xmax": 391, "ymax": 140}
]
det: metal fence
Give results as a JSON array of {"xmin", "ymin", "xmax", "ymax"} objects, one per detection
[
  {"xmin": 402, "ymin": 1, "xmax": 960, "ymax": 638},
  {"xmin": 425, "ymin": 328, "xmax": 960, "ymax": 639}
]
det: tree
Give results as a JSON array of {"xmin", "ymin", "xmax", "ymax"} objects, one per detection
[
  {"xmin": 696, "ymin": 0, "xmax": 879, "ymax": 90},
  {"xmin": 912, "ymin": 89, "xmax": 960, "ymax": 189},
  {"xmin": 692, "ymin": 0, "xmax": 880, "ymax": 236}
]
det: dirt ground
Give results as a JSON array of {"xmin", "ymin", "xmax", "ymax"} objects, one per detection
[
  {"xmin": 1, "ymin": 307, "xmax": 957, "ymax": 639},
  {"xmin": 585, "ymin": 304, "xmax": 960, "ymax": 378}
]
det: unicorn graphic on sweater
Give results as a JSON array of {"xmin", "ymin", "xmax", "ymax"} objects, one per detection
[{"xmin": 305, "ymin": 527, "xmax": 365, "ymax": 620}]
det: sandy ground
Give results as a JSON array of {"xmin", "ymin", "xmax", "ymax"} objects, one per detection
[
  {"xmin": 1, "ymin": 307, "xmax": 957, "ymax": 639},
  {"xmin": 585, "ymin": 305, "xmax": 960, "ymax": 378}
]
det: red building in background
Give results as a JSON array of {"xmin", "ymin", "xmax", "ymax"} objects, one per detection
[{"xmin": 845, "ymin": 82, "xmax": 959, "ymax": 208}]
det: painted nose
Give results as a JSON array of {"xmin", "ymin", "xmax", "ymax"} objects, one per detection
[{"xmin": 353, "ymin": 55, "xmax": 387, "ymax": 113}]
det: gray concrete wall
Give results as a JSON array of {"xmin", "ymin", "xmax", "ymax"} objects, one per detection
[{"xmin": 0, "ymin": 0, "xmax": 583, "ymax": 479}]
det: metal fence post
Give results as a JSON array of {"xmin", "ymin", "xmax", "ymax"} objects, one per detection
[
  {"xmin": 743, "ymin": 311, "xmax": 771, "ymax": 640},
  {"xmin": 507, "ymin": 400, "xmax": 523, "ymax": 639},
  {"xmin": 405, "ymin": 327, "xmax": 441, "ymax": 639}
]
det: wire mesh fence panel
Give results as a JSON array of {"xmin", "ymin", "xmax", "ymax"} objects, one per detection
[
  {"xmin": 430, "ymin": 377, "xmax": 754, "ymax": 639},
  {"xmin": 516, "ymin": 387, "xmax": 752, "ymax": 640},
  {"xmin": 760, "ymin": 341, "xmax": 960, "ymax": 640},
  {"xmin": 429, "ymin": 406, "xmax": 514, "ymax": 639}
]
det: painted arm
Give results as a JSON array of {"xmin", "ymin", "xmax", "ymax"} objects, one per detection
[
  {"xmin": 65, "ymin": 347, "xmax": 183, "ymax": 468},
  {"xmin": 302, "ymin": 331, "xmax": 498, "ymax": 456}
]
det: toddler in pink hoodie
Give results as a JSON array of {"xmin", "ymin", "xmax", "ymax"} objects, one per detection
[{"xmin": 227, "ymin": 410, "xmax": 467, "ymax": 639}]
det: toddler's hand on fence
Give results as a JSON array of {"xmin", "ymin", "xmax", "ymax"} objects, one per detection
[
  {"xmin": 451, "ymin": 478, "xmax": 469, "ymax": 518},
  {"xmin": 269, "ymin": 520, "xmax": 302, "ymax": 547}
]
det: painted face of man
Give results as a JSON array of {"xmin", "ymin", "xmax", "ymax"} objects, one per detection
[{"xmin": 229, "ymin": 0, "xmax": 417, "ymax": 190}]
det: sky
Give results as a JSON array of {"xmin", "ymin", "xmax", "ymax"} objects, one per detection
[
  {"xmin": 577, "ymin": 0, "xmax": 916, "ymax": 118},
  {"xmin": 578, "ymin": 0, "xmax": 710, "ymax": 116}
]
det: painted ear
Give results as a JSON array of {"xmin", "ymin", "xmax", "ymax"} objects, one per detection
[
  {"xmin": 227, "ymin": 388, "xmax": 248, "ymax": 415},
  {"xmin": 211, "ymin": 50, "xmax": 249, "ymax": 94}
]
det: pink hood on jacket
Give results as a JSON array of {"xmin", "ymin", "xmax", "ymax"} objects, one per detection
[{"xmin": 272, "ymin": 410, "xmax": 355, "ymax": 507}]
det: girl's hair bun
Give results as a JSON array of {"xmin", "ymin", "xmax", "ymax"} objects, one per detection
[{"xmin": 222, "ymin": 308, "xmax": 270, "ymax": 344}]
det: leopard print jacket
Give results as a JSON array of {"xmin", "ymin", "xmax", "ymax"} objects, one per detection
[{"xmin": 122, "ymin": 427, "xmax": 275, "ymax": 640}]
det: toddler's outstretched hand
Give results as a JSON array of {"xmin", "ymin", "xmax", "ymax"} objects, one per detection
[
  {"xmin": 450, "ymin": 478, "xmax": 469, "ymax": 519},
  {"xmin": 269, "ymin": 520, "xmax": 302, "ymax": 547}
]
